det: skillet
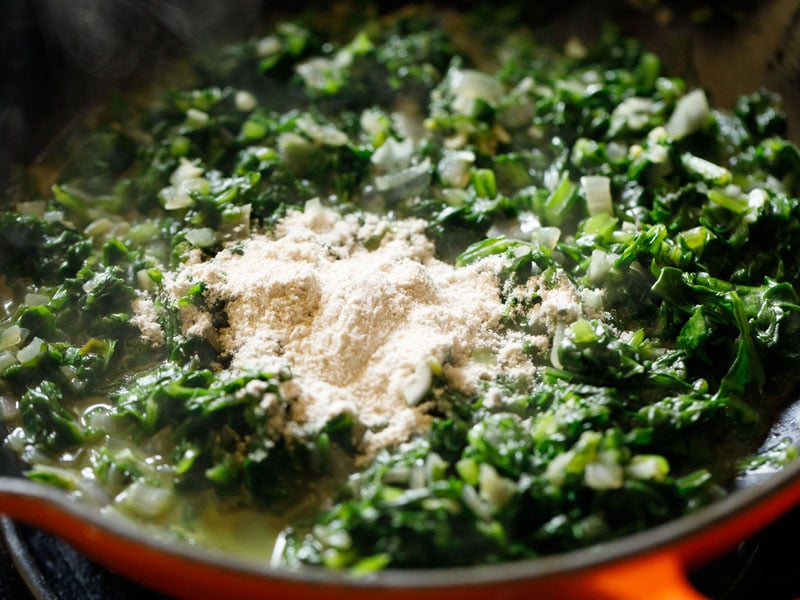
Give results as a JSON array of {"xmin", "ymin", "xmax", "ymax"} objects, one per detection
[{"xmin": 2, "ymin": 1, "xmax": 800, "ymax": 598}]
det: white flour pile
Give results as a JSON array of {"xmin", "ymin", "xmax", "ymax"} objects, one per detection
[{"xmin": 136, "ymin": 200, "xmax": 586, "ymax": 459}]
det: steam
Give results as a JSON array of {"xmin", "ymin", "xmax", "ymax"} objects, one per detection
[
  {"xmin": 1, "ymin": 0, "xmax": 265, "ymax": 190},
  {"xmin": 36, "ymin": 0, "xmax": 263, "ymax": 79}
]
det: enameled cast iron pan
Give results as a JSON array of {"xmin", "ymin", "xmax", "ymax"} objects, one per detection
[{"xmin": 2, "ymin": 1, "xmax": 800, "ymax": 598}]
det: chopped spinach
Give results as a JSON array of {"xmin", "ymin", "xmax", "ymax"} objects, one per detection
[{"xmin": 1, "ymin": 1, "xmax": 799, "ymax": 571}]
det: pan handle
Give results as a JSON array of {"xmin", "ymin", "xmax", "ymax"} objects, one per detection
[{"xmin": 578, "ymin": 552, "xmax": 708, "ymax": 600}]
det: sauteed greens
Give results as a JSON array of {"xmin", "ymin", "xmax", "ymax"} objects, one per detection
[{"xmin": 2, "ymin": 3, "xmax": 800, "ymax": 571}]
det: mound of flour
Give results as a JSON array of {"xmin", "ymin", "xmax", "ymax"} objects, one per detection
[{"xmin": 138, "ymin": 201, "xmax": 585, "ymax": 459}]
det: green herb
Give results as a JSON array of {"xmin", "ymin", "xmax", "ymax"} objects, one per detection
[{"xmin": 1, "ymin": 1, "xmax": 798, "ymax": 570}]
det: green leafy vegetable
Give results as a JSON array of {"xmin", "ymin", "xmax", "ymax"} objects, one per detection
[{"xmin": 1, "ymin": 1, "xmax": 798, "ymax": 571}]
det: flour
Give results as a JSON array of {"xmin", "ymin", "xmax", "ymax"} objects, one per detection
[
  {"xmin": 162, "ymin": 200, "xmax": 511, "ymax": 458},
  {"xmin": 130, "ymin": 294, "xmax": 165, "ymax": 348},
  {"xmin": 134, "ymin": 200, "xmax": 588, "ymax": 460}
]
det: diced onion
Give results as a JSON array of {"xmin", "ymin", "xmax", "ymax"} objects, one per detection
[
  {"xmin": 371, "ymin": 137, "xmax": 414, "ymax": 172},
  {"xmin": 402, "ymin": 356, "xmax": 437, "ymax": 406},
  {"xmin": 478, "ymin": 463, "xmax": 517, "ymax": 511},
  {"xmin": 312, "ymin": 524, "xmax": 352, "ymax": 550},
  {"xmin": 626, "ymin": 455, "xmax": 669, "ymax": 482},
  {"xmin": 745, "ymin": 188, "xmax": 767, "ymax": 223},
  {"xmin": 440, "ymin": 188, "xmax": 468, "ymax": 207},
  {"xmin": 235, "ymin": 90, "xmax": 258, "ymax": 112},
  {"xmin": 162, "ymin": 178, "xmax": 209, "ymax": 211},
  {"xmin": 383, "ymin": 466, "xmax": 412, "ymax": 485},
  {"xmin": 171, "ymin": 158, "xmax": 203, "ymax": 187},
  {"xmin": 425, "ymin": 452, "xmax": 448, "ymax": 483},
  {"xmin": 375, "ymin": 158, "xmax": 431, "ymax": 196},
  {"xmin": 550, "ymin": 322, "xmax": 566, "ymax": 369},
  {"xmin": 665, "ymin": 89, "xmax": 710, "ymax": 140},
  {"xmin": 186, "ymin": 108, "xmax": 209, "ymax": 128},
  {"xmin": 449, "ymin": 68, "xmax": 504, "ymax": 111},
  {"xmin": 0, "ymin": 394, "xmax": 17, "ymax": 420},
  {"xmin": 410, "ymin": 463, "xmax": 427, "ymax": 489},
  {"xmin": 564, "ymin": 37, "xmax": 588, "ymax": 59},
  {"xmin": 585, "ymin": 460, "xmax": 624, "ymax": 490},
  {"xmin": 360, "ymin": 108, "xmax": 387, "ymax": 136},
  {"xmin": 256, "ymin": 35, "xmax": 281, "ymax": 57},
  {"xmin": 581, "ymin": 175, "xmax": 613, "ymax": 216},
  {"xmin": 577, "ymin": 514, "xmax": 610, "ymax": 540},
  {"xmin": 485, "ymin": 214, "xmax": 549, "ymax": 245},
  {"xmin": 23, "ymin": 293, "xmax": 49, "ymax": 307},
  {"xmin": 611, "ymin": 97, "xmax": 653, "ymax": 131},
  {"xmin": 536, "ymin": 226, "xmax": 562, "ymax": 250},
  {"xmin": 587, "ymin": 249, "xmax": 617, "ymax": 283},
  {"xmin": 278, "ymin": 132, "xmax": 313, "ymax": 168},
  {"xmin": 296, "ymin": 115, "xmax": 348, "ymax": 146},
  {"xmin": 184, "ymin": 228, "xmax": 217, "ymax": 247},
  {"xmin": 0, "ymin": 325, "xmax": 23, "ymax": 351},
  {"xmin": 117, "ymin": 481, "xmax": 173, "ymax": 519},
  {"xmin": 84, "ymin": 217, "xmax": 114, "ymax": 238},
  {"xmin": 647, "ymin": 144, "xmax": 669, "ymax": 164},
  {"xmin": 84, "ymin": 405, "xmax": 114, "ymax": 432},
  {"xmin": 748, "ymin": 188, "xmax": 767, "ymax": 210},
  {"xmin": 296, "ymin": 56, "xmax": 350, "ymax": 91},
  {"xmin": 647, "ymin": 126, "xmax": 668, "ymax": 142},
  {"xmin": 682, "ymin": 153, "xmax": 732, "ymax": 186},
  {"xmin": 3, "ymin": 428, "xmax": 27, "ymax": 453},
  {"xmin": 486, "ymin": 220, "xmax": 523, "ymax": 241},
  {"xmin": 17, "ymin": 337, "xmax": 46, "ymax": 364},
  {"xmin": 43, "ymin": 210, "xmax": 65, "ymax": 224},
  {"xmin": 545, "ymin": 451, "xmax": 572, "ymax": 486},
  {"xmin": 605, "ymin": 141, "xmax": 627, "ymax": 163},
  {"xmin": 461, "ymin": 484, "xmax": 492, "ymax": 521},
  {"xmin": 437, "ymin": 149, "xmax": 475, "ymax": 188},
  {"xmin": 163, "ymin": 158, "xmax": 207, "ymax": 209},
  {"xmin": 500, "ymin": 77, "xmax": 535, "ymax": 128},
  {"xmin": 0, "ymin": 351, "xmax": 17, "ymax": 373}
]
